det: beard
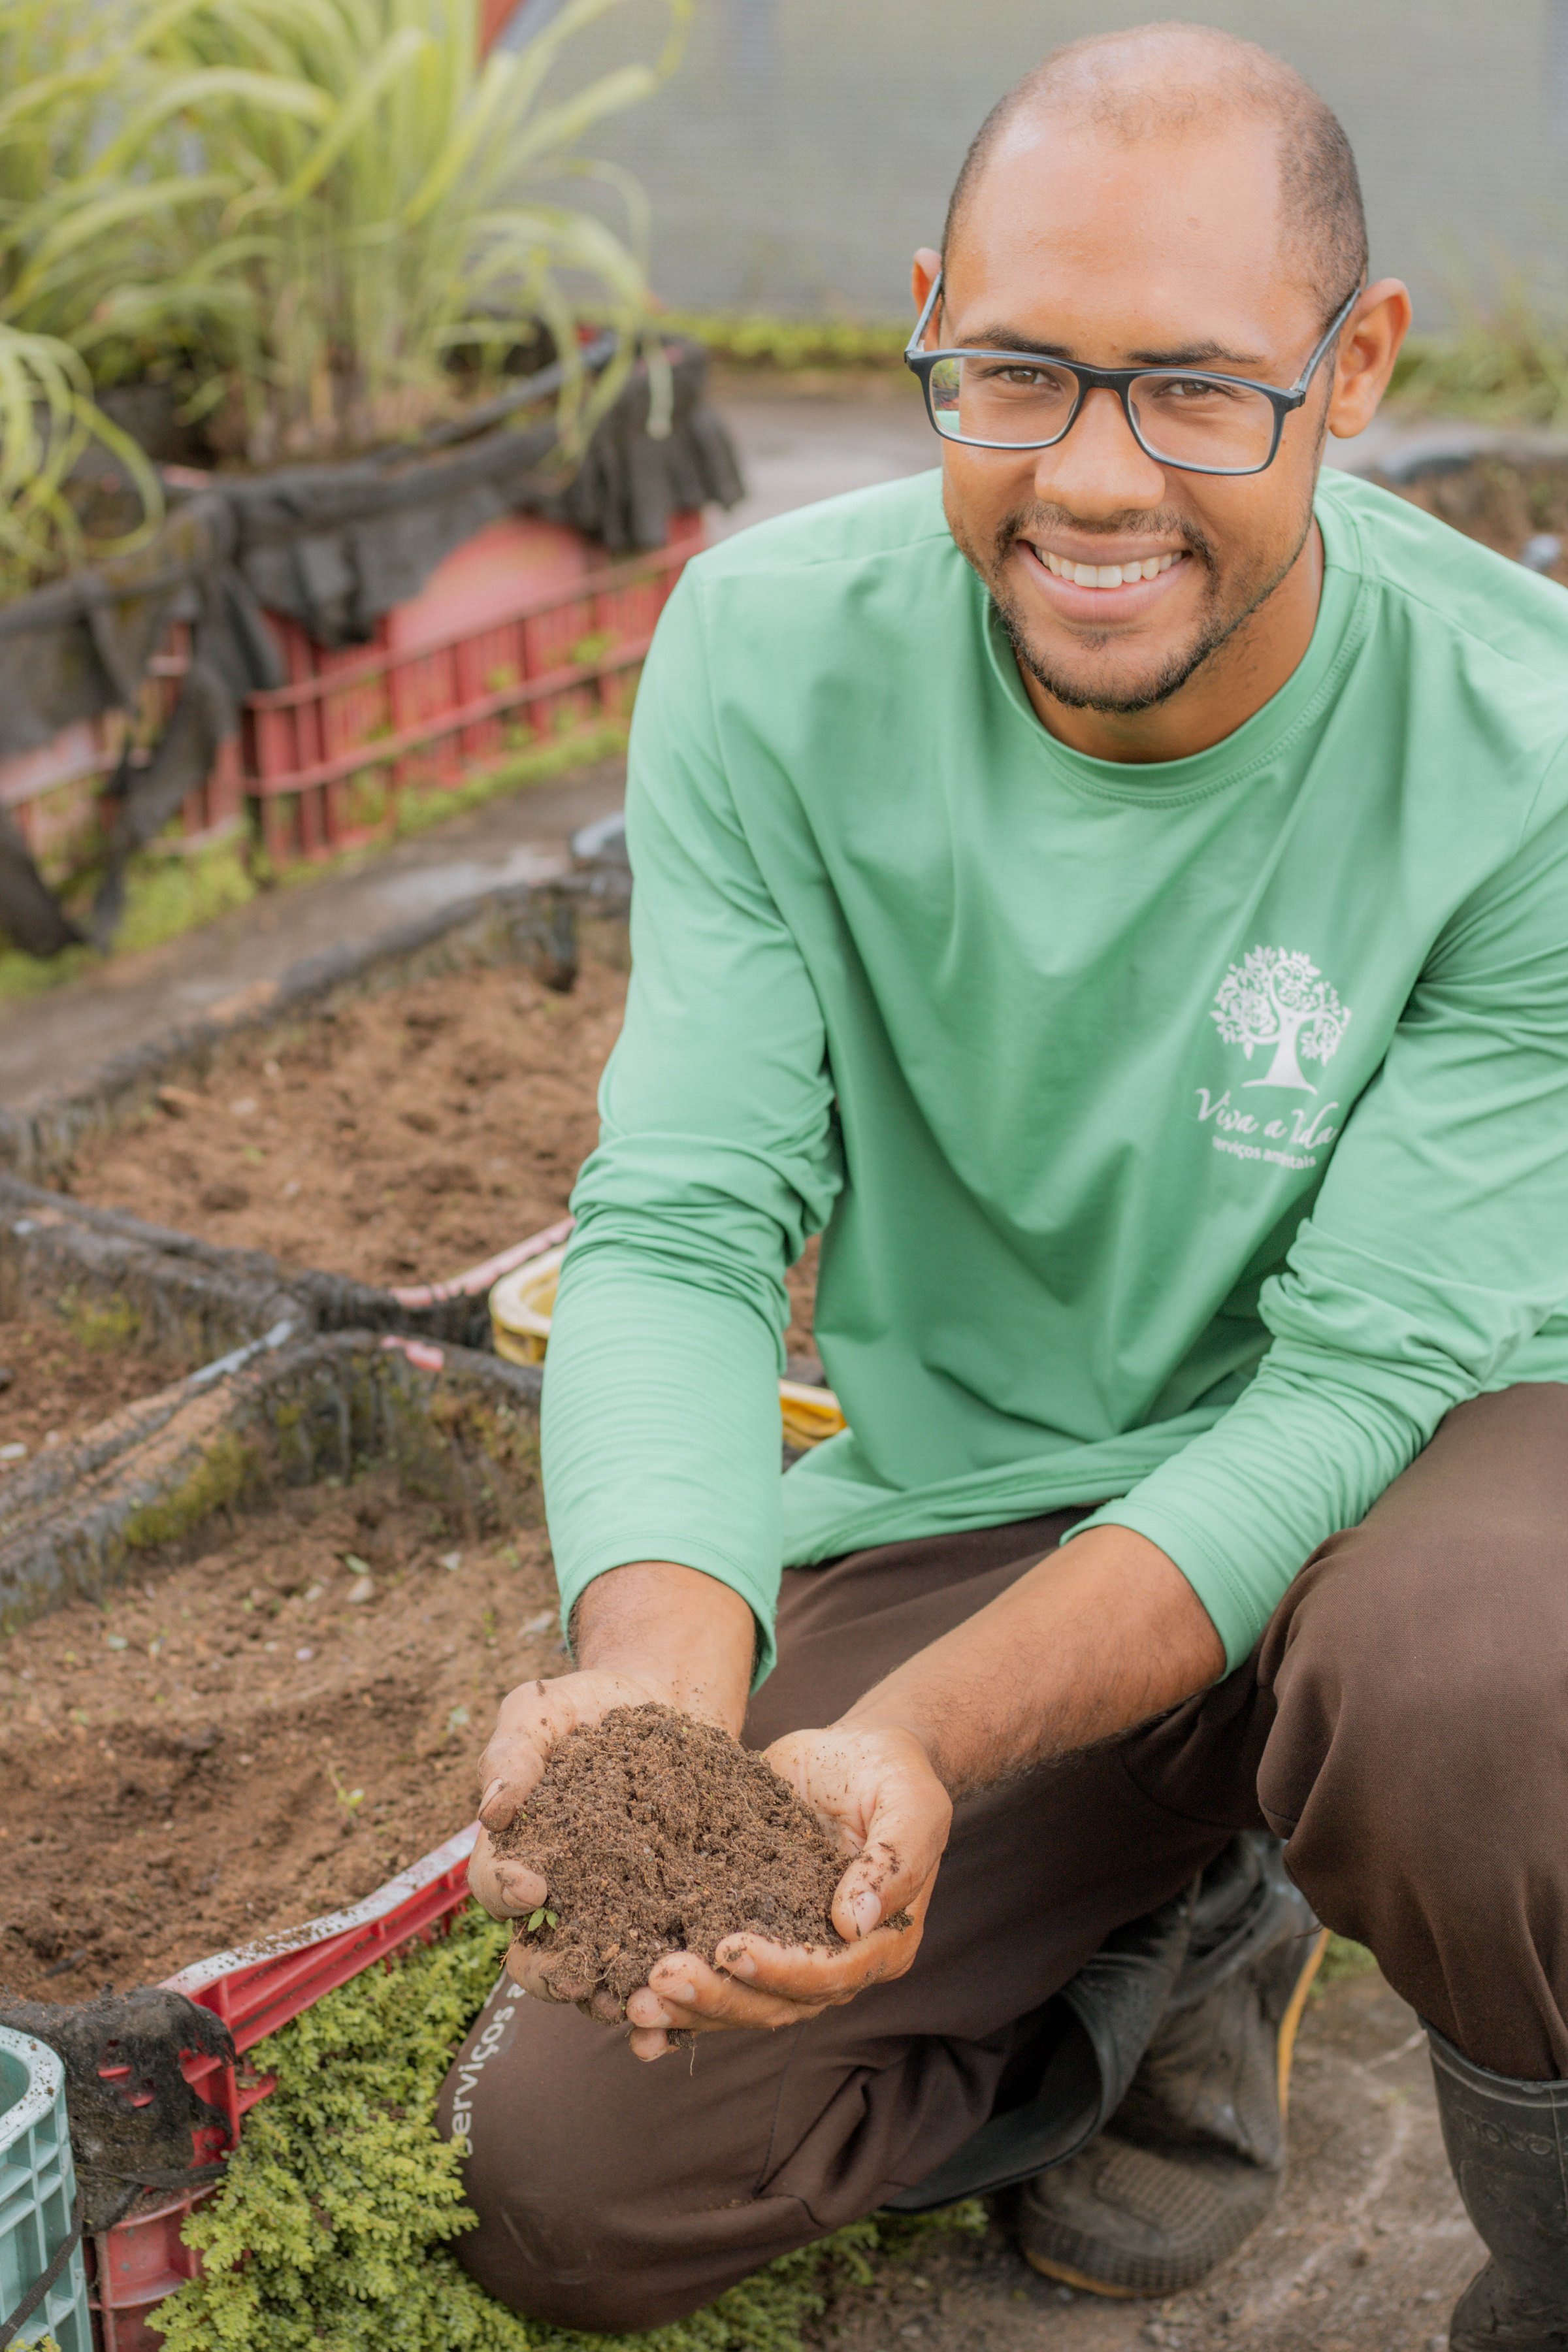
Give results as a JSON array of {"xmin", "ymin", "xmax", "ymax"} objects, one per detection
[{"xmin": 949, "ymin": 494, "xmax": 1315, "ymax": 717}]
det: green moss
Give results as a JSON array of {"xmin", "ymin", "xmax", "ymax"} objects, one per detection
[
  {"xmin": 59, "ymin": 1288, "xmax": 142, "ymax": 1352},
  {"xmin": 385, "ymin": 723, "xmax": 630, "ymax": 851},
  {"xmin": 150, "ymin": 1904, "xmax": 983, "ymax": 2352},
  {"xmin": 1315, "ymin": 1932, "xmax": 1379, "ymax": 1989},
  {"xmin": 122, "ymin": 1429, "xmax": 261, "ymax": 1550}
]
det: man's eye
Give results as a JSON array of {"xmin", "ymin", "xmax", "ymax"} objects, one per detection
[{"xmin": 1157, "ymin": 376, "xmax": 1245, "ymax": 403}]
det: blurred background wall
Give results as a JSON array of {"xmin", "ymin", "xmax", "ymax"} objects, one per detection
[{"xmin": 502, "ymin": 0, "xmax": 1568, "ymax": 327}]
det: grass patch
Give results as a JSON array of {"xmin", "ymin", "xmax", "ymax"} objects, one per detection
[
  {"xmin": 1390, "ymin": 280, "xmax": 1568, "ymax": 430},
  {"xmin": 664, "ymin": 310, "xmax": 908, "ymax": 372},
  {"xmin": 150, "ymin": 1903, "xmax": 983, "ymax": 2352},
  {"xmin": 0, "ymin": 837, "xmax": 257, "ymax": 1005}
]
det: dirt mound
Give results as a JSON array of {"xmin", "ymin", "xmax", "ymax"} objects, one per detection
[
  {"xmin": 0, "ymin": 1465, "xmax": 562, "ymax": 1999},
  {"xmin": 494, "ymin": 1702, "xmax": 849, "ymax": 2010}
]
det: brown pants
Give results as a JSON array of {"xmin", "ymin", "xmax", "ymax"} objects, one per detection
[{"xmin": 439, "ymin": 1385, "xmax": 1568, "ymax": 2332}]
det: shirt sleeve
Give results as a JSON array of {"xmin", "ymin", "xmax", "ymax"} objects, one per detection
[
  {"xmin": 1073, "ymin": 767, "xmax": 1568, "ymax": 1671},
  {"xmin": 540, "ymin": 573, "xmax": 841, "ymax": 1681}
]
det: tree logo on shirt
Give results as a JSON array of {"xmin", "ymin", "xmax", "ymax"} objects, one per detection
[{"xmin": 1211, "ymin": 947, "xmax": 1351, "ymax": 1092}]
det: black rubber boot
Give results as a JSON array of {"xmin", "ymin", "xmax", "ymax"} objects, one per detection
[
  {"xmin": 1429, "ymin": 2025, "xmax": 1568, "ymax": 2348},
  {"xmin": 883, "ymin": 1877, "xmax": 1199, "ymax": 2213},
  {"xmin": 1016, "ymin": 1834, "xmax": 1326, "ymax": 2297}
]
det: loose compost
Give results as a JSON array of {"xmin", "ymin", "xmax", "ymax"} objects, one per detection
[
  {"xmin": 0, "ymin": 1469, "xmax": 561, "ymax": 2000},
  {"xmin": 493, "ymin": 1701, "xmax": 851, "ymax": 2010}
]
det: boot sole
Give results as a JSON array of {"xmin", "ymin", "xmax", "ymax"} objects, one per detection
[{"xmin": 1023, "ymin": 1927, "xmax": 1330, "ymax": 2300}]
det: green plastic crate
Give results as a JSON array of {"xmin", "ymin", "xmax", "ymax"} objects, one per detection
[{"xmin": 0, "ymin": 2025, "xmax": 90, "ymax": 2352}]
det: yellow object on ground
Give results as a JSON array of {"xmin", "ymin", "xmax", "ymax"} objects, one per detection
[{"xmin": 489, "ymin": 1252, "xmax": 846, "ymax": 1448}]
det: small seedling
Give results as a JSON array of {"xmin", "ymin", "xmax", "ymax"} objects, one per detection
[
  {"xmin": 327, "ymin": 1763, "xmax": 365, "ymax": 1813},
  {"xmin": 524, "ymin": 1909, "xmax": 559, "ymax": 1935}
]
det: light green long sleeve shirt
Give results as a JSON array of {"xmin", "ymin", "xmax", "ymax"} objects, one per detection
[{"xmin": 541, "ymin": 467, "xmax": 1568, "ymax": 1677}]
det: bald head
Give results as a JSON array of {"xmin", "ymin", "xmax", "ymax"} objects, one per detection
[{"xmin": 944, "ymin": 22, "xmax": 1367, "ymax": 327}]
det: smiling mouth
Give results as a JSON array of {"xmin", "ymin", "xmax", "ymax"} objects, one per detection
[{"xmin": 1026, "ymin": 545, "xmax": 1190, "ymax": 589}]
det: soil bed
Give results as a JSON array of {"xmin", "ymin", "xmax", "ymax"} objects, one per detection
[
  {"xmin": 495, "ymin": 1701, "xmax": 850, "ymax": 2009},
  {"xmin": 1380, "ymin": 451, "xmax": 1568, "ymax": 583},
  {"xmin": 0, "ymin": 1309, "xmax": 190, "ymax": 1478},
  {"xmin": 65, "ymin": 946, "xmax": 821, "ymax": 1351},
  {"xmin": 68, "ymin": 955, "xmax": 628, "ymax": 1291},
  {"xmin": 0, "ymin": 1467, "xmax": 563, "ymax": 2001}
]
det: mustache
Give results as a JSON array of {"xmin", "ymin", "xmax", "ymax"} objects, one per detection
[{"xmin": 993, "ymin": 503, "xmax": 1216, "ymax": 569}]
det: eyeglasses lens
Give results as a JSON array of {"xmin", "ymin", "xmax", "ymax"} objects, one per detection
[
  {"xmin": 1127, "ymin": 374, "xmax": 1277, "ymax": 471},
  {"xmin": 928, "ymin": 354, "xmax": 1277, "ymax": 472}
]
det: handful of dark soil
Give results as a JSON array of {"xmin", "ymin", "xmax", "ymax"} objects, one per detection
[{"xmin": 493, "ymin": 1702, "xmax": 849, "ymax": 2010}]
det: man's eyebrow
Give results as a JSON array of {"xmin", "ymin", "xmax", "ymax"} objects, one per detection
[{"xmin": 964, "ymin": 325, "xmax": 1270, "ymax": 372}]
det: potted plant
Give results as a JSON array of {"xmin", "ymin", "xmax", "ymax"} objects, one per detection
[{"xmin": 0, "ymin": 0, "xmax": 738, "ymax": 956}]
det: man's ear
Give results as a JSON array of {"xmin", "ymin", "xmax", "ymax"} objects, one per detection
[
  {"xmin": 1328, "ymin": 278, "xmax": 1412, "ymax": 440},
  {"xmin": 911, "ymin": 247, "xmax": 942, "ymax": 323}
]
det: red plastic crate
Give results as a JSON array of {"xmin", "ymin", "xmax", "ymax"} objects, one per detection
[
  {"xmin": 87, "ymin": 1821, "xmax": 481, "ymax": 2351},
  {"xmin": 244, "ymin": 511, "xmax": 704, "ymax": 867},
  {"xmin": 0, "ymin": 508, "xmax": 701, "ymax": 900}
]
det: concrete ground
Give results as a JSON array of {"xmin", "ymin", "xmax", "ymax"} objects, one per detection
[{"xmin": 822, "ymin": 1968, "xmax": 1482, "ymax": 2352}]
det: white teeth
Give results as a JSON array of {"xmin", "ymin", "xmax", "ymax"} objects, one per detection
[{"xmin": 1039, "ymin": 547, "xmax": 1182, "ymax": 586}]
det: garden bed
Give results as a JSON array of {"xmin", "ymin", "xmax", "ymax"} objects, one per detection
[
  {"xmin": 0, "ymin": 1394, "xmax": 555, "ymax": 2003},
  {"xmin": 1377, "ymin": 446, "xmax": 1568, "ymax": 580},
  {"xmin": 68, "ymin": 953, "xmax": 627, "ymax": 1292},
  {"xmin": 63, "ymin": 939, "xmax": 823, "ymax": 1355}
]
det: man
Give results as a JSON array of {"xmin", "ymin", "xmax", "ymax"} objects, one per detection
[{"xmin": 445, "ymin": 24, "xmax": 1568, "ymax": 2345}]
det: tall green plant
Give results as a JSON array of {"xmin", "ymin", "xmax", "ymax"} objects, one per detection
[
  {"xmin": 41, "ymin": 0, "xmax": 686, "ymax": 465},
  {"xmin": 0, "ymin": 1, "xmax": 160, "ymax": 595},
  {"xmin": 1393, "ymin": 273, "xmax": 1568, "ymax": 431},
  {"xmin": 0, "ymin": 323, "xmax": 160, "ymax": 596}
]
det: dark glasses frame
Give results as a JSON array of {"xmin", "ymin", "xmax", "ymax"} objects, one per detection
[{"xmin": 904, "ymin": 270, "xmax": 1360, "ymax": 477}]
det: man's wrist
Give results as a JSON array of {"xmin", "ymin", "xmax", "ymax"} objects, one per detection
[{"xmin": 571, "ymin": 1560, "xmax": 757, "ymax": 1734}]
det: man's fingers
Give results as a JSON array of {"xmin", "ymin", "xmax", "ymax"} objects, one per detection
[
  {"xmin": 467, "ymin": 1831, "xmax": 547, "ymax": 1920},
  {"xmin": 831, "ymin": 1835, "xmax": 930, "ymax": 1944},
  {"xmin": 713, "ymin": 1918, "xmax": 914, "ymax": 2003},
  {"xmin": 630, "ymin": 1953, "xmax": 832, "ymax": 2034}
]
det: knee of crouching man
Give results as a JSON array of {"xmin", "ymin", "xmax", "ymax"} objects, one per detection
[
  {"xmin": 1264, "ymin": 1518, "xmax": 1561, "ymax": 1888},
  {"xmin": 453, "ymin": 2216, "xmax": 706, "ymax": 2336}
]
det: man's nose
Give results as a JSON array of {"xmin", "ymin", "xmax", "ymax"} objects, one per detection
[{"xmin": 1032, "ymin": 385, "xmax": 1168, "ymax": 519}]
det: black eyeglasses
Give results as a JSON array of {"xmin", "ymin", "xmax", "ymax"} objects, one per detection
[{"xmin": 904, "ymin": 270, "xmax": 1359, "ymax": 478}]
